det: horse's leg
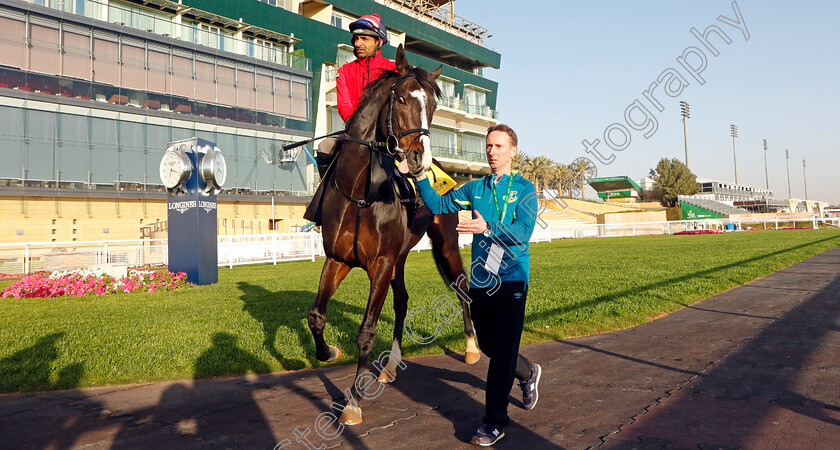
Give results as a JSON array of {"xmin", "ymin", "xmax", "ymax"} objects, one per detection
[
  {"xmin": 377, "ymin": 259, "xmax": 408, "ymax": 383},
  {"xmin": 338, "ymin": 258, "xmax": 393, "ymax": 425},
  {"xmin": 428, "ymin": 213, "xmax": 480, "ymax": 364},
  {"xmin": 308, "ymin": 257, "xmax": 351, "ymax": 362}
]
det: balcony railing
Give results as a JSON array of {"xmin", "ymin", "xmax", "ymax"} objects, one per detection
[
  {"xmin": 433, "ymin": 146, "xmax": 487, "ymax": 164},
  {"xmin": 27, "ymin": 0, "xmax": 309, "ymax": 71},
  {"xmin": 378, "ymin": 0, "xmax": 492, "ymax": 46},
  {"xmin": 324, "ymin": 66, "xmax": 339, "ymax": 82},
  {"xmin": 437, "ymin": 96, "xmax": 498, "ymax": 119}
]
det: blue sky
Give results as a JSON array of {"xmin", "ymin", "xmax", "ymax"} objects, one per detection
[{"xmin": 452, "ymin": 0, "xmax": 839, "ymax": 205}]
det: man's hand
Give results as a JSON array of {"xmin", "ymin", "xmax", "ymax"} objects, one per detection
[{"xmin": 456, "ymin": 210, "xmax": 488, "ymax": 235}]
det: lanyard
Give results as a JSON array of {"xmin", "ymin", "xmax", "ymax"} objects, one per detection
[{"xmin": 492, "ymin": 172, "xmax": 514, "ymax": 223}]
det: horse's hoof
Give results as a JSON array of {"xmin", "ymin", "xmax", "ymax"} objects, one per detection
[
  {"xmin": 465, "ymin": 336, "xmax": 480, "ymax": 364},
  {"xmin": 325, "ymin": 345, "xmax": 342, "ymax": 363},
  {"xmin": 465, "ymin": 350, "xmax": 481, "ymax": 365},
  {"xmin": 377, "ymin": 365, "xmax": 397, "ymax": 383},
  {"xmin": 338, "ymin": 405, "xmax": 363, "ymax": 425}
]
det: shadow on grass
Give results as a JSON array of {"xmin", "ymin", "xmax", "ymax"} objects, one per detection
[
  {"xmin": 525, "ymin": 234, "xmax": 840, "ymax": 327},
  {"xmin": 0, "ymin": 332, "xmax": 84, "ymax": 393},
  {"xmin": 193, "ymin": 332, "xmax": 271, "ymax": 379},
  {"xmin": 236, "ymin": 282, "xmax": 395, "ymax": 370}
]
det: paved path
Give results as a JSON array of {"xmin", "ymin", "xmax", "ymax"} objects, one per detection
[{"xmin": 2, "ymin": 247, "xmax": 840, "ymax": 449}]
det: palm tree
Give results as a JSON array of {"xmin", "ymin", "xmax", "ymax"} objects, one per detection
[
  {"xmin": 512, "ymin": 152, "xmax": 528, "ymax": 174},
  {"xmin": 526, "ymin": 156, "xmax": 554, "ymax": 193},
  {"xmin": 551, "ymin": 162, "xmax": 573, "ymax": 197},
  {"xmin": 570, "ymin": 157, "xmax": 597, "ymax": 199}
]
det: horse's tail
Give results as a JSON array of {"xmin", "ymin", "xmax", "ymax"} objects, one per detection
[
  {"xmin": 431, "ymin": 240, "xmax": 458, "ymax": 288},
  {"xmin": 428, "ymin": 212, "xmax": 465, "ymax": 290}
]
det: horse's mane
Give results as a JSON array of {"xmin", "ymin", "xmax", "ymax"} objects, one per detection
[{"xmin": 345, "ymin": 66, "xmax": 442, "ymax": 135}]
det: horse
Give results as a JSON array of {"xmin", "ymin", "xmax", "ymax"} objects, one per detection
[{"xmin": 307, "ymin": 45, "xmax": 479, "ymax": 425}]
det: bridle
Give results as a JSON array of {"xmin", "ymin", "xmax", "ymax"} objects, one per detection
[{"xmin": 343, "ymin": 75, "xmax": 431, "ymax": 157}]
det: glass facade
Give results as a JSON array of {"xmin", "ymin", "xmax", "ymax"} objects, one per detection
[
  {"xmin": 0, "ymin": 104, "xmax": 310, "ymax": 194},
  {"xmin": 0, "ymin": 1, "xmax": 314, "ymax": 196},
  {"xmin": 17, "ymin": 0, "xmax": 308, "ymax": 70}
]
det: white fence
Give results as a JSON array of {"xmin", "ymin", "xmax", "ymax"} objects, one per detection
[
  {"xmin": 219, "ymin": 233, "xmax": 324, "ymax": 268},
  {"xmin": 0, "ymin": 215, "xmax": 827, "ymax": 275}
]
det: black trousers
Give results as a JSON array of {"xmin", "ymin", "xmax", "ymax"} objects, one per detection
[{"xmin": 469, "ymin": 281, "xmax": 532, "ymax": 428}]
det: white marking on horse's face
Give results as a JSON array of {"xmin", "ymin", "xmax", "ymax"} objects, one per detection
[{"xmin": 410, "ymin": 89, "xmax": 433, "ymax": 171}]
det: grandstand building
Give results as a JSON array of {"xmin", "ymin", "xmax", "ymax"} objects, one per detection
[
  {"xmin": 0, "ymin": 0, "xmax": 499, "ymax": 243},
  {"xmin": 695, "ymin": 178, "xmax": 787, "ymax": 212}
]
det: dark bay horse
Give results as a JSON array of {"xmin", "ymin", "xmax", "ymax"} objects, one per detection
[{"xmin": 307, "ymin": 45, "xmax": 478, "ymax": 425}]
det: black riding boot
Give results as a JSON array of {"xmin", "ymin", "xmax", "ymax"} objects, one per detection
[{"xmin": 316, "ymin": 152, "xmax": 334, "ymax": 179}]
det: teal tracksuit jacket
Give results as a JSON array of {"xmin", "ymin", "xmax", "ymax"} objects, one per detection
[{"xmin": 416, "ymin": 172, "xmax": 538, "ymax": 288}]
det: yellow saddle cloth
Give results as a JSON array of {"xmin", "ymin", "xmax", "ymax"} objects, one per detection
[{"xmin": 398, "ymin": 162, "xmax": 457, "ymax": 196}]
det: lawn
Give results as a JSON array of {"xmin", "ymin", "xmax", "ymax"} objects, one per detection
[{"xmin": 1, "ymin": 229, "xmax": 839, "ymax": 393}]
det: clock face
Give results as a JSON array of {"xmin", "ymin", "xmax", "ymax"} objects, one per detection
[
  {"xmin": 159, "ymin": 149, "xmax": 191, "ymax": 189},
  {"xmin": 212, "ymin": 151, "xmax": 227, "ymax": 188},
  {"xmin": 200, "ymin": 149, "xmax": 227, "ymax": 190}
]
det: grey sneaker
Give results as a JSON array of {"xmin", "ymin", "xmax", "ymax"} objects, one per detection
[
  {"xmin": 470, "ymin": 423, "xmax": 505, "ymax": 446},
  {"xmin": 519, "ymin": 362, "xmax": 541, "ymax": 410}
]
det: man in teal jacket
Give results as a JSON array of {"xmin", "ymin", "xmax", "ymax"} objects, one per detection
[{"xmin": 413, "ymin": 124, "xmax": 542, "ymax": 447}]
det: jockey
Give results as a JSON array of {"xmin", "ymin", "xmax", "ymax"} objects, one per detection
[{"xmin": 316, "ymin": 14, "xmax": 397, "ymax": 177}]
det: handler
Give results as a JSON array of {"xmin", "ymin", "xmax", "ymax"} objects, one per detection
[
  {"xmin": 412, "ymin": 124, "xmax": 541, "ymax": 447},
  {"xmin": 315, "ymin": 14, "xmax": 396, "ymax": 177}
]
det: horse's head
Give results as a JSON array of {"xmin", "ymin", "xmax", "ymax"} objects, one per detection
[{"xmin": 382, "ymin": 45, "xmax": 442, "ymax": 177}]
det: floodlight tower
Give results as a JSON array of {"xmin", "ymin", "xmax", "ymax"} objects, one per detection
[
  {"xmin": 785, "ymin": 149, "xmax": 792, "ymax": 199},
  {"xmin": 730, "ymin": 124, "xmax": 739, "ymax": 184},
  {"xmin": 680, "ymin": 101, "xmax": 690, "ymax": 168},
  {"xmin": 803, "ymin": 159, "xmax": 808, "ymax": 201},
  {"xmin": 763, "ymin": 139, "xmax": 769, "ymax": 190}
]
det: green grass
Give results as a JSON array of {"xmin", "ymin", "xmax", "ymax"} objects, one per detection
[{"xmin": 1, "ymin": 229, "xmax": 839, "ymax": 392}]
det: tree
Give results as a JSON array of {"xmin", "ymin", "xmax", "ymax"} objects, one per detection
[
  {"xmin": 525, "ymin": 155, "xmax": 554, "ymax": 192},
  {"xmin": 649, "ymin": 158, "xmax": 699, "ymax": 206},
  {"xmin": 551, "ymin": 162, "xmax": 573, "ymax": 197},
  {"xmin": 570, "ymin": 157, "xmax": 597, "ymax": 200},
  {"xmin": 512, "ymin": 152, "xmax": 528, "ymax": 173}
]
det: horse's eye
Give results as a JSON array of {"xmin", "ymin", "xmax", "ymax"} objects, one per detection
[{"xmin": 397, "ymin": 96, "xmax": 406, "ymax": 104}]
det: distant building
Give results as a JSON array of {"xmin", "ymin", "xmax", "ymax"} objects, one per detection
[
  {"xmin": 0, "ymin": 0, "xmax": 500, "ymax": 243},
  {"xmin": 587, "ymin": 176, "xmax": 642, "ymax": 202},
  {"xmin": 695, "ymin": 178, "xmax": 788, "ymax": 212}
]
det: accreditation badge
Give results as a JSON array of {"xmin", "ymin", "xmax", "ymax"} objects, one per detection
[{"xmin": 484, "ymin": 243, "xmax": 504, "ymax": 275}]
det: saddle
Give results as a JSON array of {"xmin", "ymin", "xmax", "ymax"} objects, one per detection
[{"xmin": 303, "ymin": 148, "xmax": 421, "ymax": 226}]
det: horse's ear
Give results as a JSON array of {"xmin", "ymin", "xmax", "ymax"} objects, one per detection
[
  {"xmin": 395, "ymin": 44, "xmax": 410, "ymax": 75},
  {"xmin": 430, "ymin": 65, "xmax": 443, "ymax": 80}
]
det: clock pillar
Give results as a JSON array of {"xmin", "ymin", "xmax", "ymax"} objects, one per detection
[{"xmin": 165, "ymin": 137, "xmax": 220, "ymax": 285}]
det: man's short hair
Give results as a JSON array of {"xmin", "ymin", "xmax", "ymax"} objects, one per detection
[{"xmin": 487, "ymin": 124, "xmax": 518, "ymax": 147}]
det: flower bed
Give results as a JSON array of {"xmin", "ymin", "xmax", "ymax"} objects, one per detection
[
  {"xmin": 673, "ymin": 230, "xmax": 722, "ymax": 235},
  {"xmin": 1, "ymin": 268, "xmax": 192, "ymax": 299}
]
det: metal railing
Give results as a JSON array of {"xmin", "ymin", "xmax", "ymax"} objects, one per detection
[
  {"xmin": 0, "ymin": 215, "xmax": 823, "ymax": 275},
  {"xmin": 378, "ymin": 0, "xmax": 492, "ymax": 46},
  {"xmin": 0, "ymin": 239, "xmax": 169, "ymax": 275},
  {"xmin": 27, "ymin": 0, "xmax": 309, "ymax": 71},
  {"xmin": 219, "ymin": 233, "xmax": 323, "ymax": 267},
  {"xmin": 433, "ymin": 146, "xmax": 487, "ymax": 163},
  {"xmin": 437, "ymin": 97, "xmax": 498, "ymax": 119}
]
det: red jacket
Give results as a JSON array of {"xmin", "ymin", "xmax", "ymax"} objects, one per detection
[{"xmin": 336, "ymin": 51, "xmax": 397, "ymax": 121}]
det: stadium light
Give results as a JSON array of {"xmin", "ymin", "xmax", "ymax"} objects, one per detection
[
  {"xmin": 803, "ymin": 159, "xmax": 808, "ymax": 201},
  {"xmin": 730, "ymin": 124, "xmax": 739, "ymax": 184},
  {"xmin": 763, "ymin": 139, "xmax": 769, "ymax": 190},
  {"xmin": 680, "ymin": 101, "xmax": 690, "ymax": 168},
  {"xmin": 785, "ymin": 149, "xmax": 792, "ymax": 199}
]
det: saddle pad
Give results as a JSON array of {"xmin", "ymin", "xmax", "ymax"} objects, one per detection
[{"xmin": 398, "ymin": 161, "xmax": 457, "ymax": 195}]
